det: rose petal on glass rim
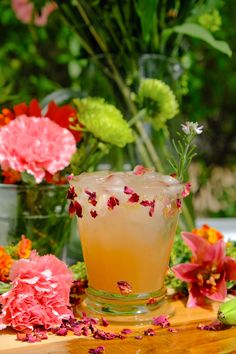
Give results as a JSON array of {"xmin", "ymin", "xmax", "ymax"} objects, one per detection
[
  {"xmin": 128, "ymin": 193, "xmax": 140, "ymax": 203},
  {"xmin": 90, "ymin": 210, "xmax": 98, "ymax": 218},
  {"xmin": 67, "ymin": 186, "xmax": 77, "ymax": 200},
  {"xmin": 74, "ymin": 201, "xmax": 83, "ymax": 218},
  {"xmin": 85, "ymin": 189, "xmax": 97, "ymax": 206},
  {"xmin": 107, "ymin": 196, "xmax": 120, "ymax": 210},
  {"xmin": 176, "ymin": 198, "xmax": 182, "ymax": 209},
  {"xmin": 124, "ymin": 186, "xmax": 134, "ymax": 194}
]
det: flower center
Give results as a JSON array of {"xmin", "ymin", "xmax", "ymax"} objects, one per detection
[{"xmin": 196, "ymin": 267, "xmax": 221, "ymax": 294}]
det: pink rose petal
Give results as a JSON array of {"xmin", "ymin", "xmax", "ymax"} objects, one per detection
[{"xmin": 0, "ymin": 115, "xmax": 76, "ymax": 183}]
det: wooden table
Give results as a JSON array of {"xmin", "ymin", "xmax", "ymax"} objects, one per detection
[{"xmin": 1, "ymin": 299, "xmax": 236, "ymax": 354}]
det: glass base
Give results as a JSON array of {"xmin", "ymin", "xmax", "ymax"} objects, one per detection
[{"xmin": 78, "ymin": 286, "xmax": 175, "ymax": 325}]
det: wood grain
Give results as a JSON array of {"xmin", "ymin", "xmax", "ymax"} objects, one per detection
[{"xmin": 1, "ymin": 299, "xmax": 236, "ymax": 354}]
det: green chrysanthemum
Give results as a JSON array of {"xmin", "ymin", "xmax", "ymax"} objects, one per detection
[
  {"xmin": 73, "ymin": 98, "xmax": 134, "ymax": 148},
  {"xmin": 138, "ymin": 79, "xmax": 179, "ymax": 130},
  {"xmin": 198, "ymin": 10, "xmax": 222, "ymax": 33}
]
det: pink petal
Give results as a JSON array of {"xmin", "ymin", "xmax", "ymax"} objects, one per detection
[
  {"xmin": 124, "ymin": 186, "xmax": 134, "ymax": 194},
  {"xmin": 34, "ymin": 3, "xmax": 57, "ymax": 26},
  {"xmin": 182, "ymin": 232, "xmax": 214, "ymax": 263},
  {"xmin": 187, "ymin": 284, "xmax": 206, "ymax": 308},
  {"xmin": 211, "ymin": 240, "xmax": 226, "ymax": 269},
  {"xmin": 0, "ymin": 115, "xmax": 76, "ymax": 183},
  {"xmin": 224, "ymin": 257, "xmax": 236, "ymax": 281},
  {"xmin": 128, "ymin": 193, "xmax": 140, "ymax": 203},
  {"xmin": 172, "ymin": 263, "xmax": 201, "ymax": 282},
  {"xmin": 133, "ymin": 165, "xmax": 146, "ymax": 175}
]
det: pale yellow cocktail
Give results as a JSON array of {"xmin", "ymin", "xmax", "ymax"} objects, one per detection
[{"xmin": 70, "ymin": 167, "xmax": 185, "ymax": 322}]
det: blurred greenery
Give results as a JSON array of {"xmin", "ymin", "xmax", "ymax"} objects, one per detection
[
  {"xmin": 183, "ymin": 0, "xmax": 236, "ymax": 167},
  {"xmin": 0, "ymin": 1, "xmax": 81, "ymax": 104},
  {"xmin": 0, "ymin": 0, "xmax": 235, "ymax": 217}
]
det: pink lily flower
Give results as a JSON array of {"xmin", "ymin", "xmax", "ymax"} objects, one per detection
[
  {"xmin": 172, "ymin": 232, "xmax": 236, "ymax": 307},
  {"xmin": 12, "ymin": 0, "xmax": 57, "ymax": 27}
]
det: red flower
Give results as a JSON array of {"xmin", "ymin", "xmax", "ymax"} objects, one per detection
[
  {"xmin": 44, "ymin": 171, "xmax": 68, "ymax": 185},
  {"xmin": 45, "ymin": 101, "xmax": 82, "ymax": 142},
  {"xmin": 0, "ymin": 108, "xmax": 15, "ymax": 127},
  {"xmin": 13, "ymin": 99, "xmax": 82, "ymax": 142},
  {"xmin": 2, "ymin": 169, "xmax": 22, "ymax": 184},
  {"xmin": 172, "ymin": 232, "xmax": 236, "ymax": 307}
]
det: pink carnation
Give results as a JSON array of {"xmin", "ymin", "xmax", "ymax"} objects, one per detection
[
  {"xmin": 12, "ymin": 0, "xmax": 57, "ymax": 26},
  {"xmin": 0, "ymin": 251, "xmax": 74, "ymax": 331},
  {"xmin": 0, "ymin": 115, "xmax": 76, "ymax": 183}
]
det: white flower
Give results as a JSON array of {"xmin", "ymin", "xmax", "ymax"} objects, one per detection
[{"xmin": 181, "ymin": 122, "xmax": 204, "ymax": 135}]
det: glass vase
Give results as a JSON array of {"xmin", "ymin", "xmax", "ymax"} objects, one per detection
[
  {"xmin": 71, "ymin": 169, "xmax": 185, "ymax": 324},
  {"xmin": 0, "ymin": 184, "xmax": 71, "ymax": 258}
]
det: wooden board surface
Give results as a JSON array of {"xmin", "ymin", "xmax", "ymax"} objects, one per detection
[{"xmin": 1, "ymin": 299, "xmax": 236, "ymax": 354}]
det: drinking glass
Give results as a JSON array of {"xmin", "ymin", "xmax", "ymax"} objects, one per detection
[{"xmin": 70, "ymin": 168, "xmax": 184, "ymax": 324}]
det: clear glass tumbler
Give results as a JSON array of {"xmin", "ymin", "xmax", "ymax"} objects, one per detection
[{"xmin": 70, "ymin": 168, "xmax": 184, "ymax": 324}]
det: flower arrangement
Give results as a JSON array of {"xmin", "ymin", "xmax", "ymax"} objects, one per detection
[
  {"xmin": 0, "ymin": 2, "xmax": 234, "ymax": 348},
  {"xmin": 0, "ymin": 96, "xmax": 134, "ymax": 255},
  {"xmin": 0, "ymin": 97, "xmax": 134, "ymax": 185}
]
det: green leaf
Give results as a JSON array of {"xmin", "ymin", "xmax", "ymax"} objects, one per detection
[
  {"xmin": 21, "ymin": 172, "xmax": 36, "ymax": 185},
  {"xmin": 136, "ymin": 0, "xmax": 159, "ymax": 42},
  {"xmin": 172, "ymin": 23, "xmax": 232, "ymax": 57},
  {"xmin": 0, "ymin": 281, "xmax": 12, "ymax": 294}
]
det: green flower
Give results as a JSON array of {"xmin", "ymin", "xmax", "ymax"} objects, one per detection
[
  {"xmin": 73, "ymin": 98, "xmax": 134, "ymax": 148},
  {"xmin": 198, "ymin": 10, "xmax": 222, "ymax": 33},
  {"xmin": 69, "ymin": 261, "xmax": 87, "ymax": 281},
  {"xmin": 138, "ymin": 79, "xmax": 179, "ymax": 130}
]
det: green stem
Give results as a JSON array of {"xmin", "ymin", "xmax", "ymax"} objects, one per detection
[
  {"xmin": 179, "ymin": 202, "xmax": 195, "ymax": 231},
  {"xmin": 134, "ymin": 133, "xmax": 153, "ymax": 167},
  {"xmin": 135, "ymin": 121, "xmax": 164, "ymax": 172},
  {"xmin": 74, "ymin": 1, "xmax": 108, "ymax": 54},
  {"xmin": 128, "ymin": 109, "xmax": 146, "ymax": 126}
]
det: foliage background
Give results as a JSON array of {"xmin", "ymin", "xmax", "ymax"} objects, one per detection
[{"xmin": 0, "ymin": 0, "xmax": 235, "ymax": 217}]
